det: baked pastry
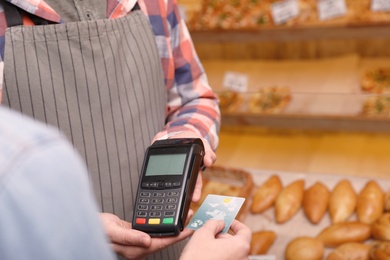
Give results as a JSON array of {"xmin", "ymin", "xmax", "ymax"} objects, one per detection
[
  {"xmin": 316, "ymin": 222, "xmax": 371, "ymax": 248},
  {"xmin": 370, "ymin": 241, "xmax": 390, "ymax": 260},
  {"xmin": 371, "ymin": 212, "xmax": 390, "ymax": 241},
  {"xmin": 357, "ymin": 180, "xmax": 384, "ymax": 224},
  {"xmin": 384, "ymin": 190, "xmax": 390, "ymax": 212},
  {"xmin": 250, "ymin": 230, "xmax": 276, "ymax": 255},
  {"xmin": 303, "ymin": 181, "xmax": 330, "ymax": 224},
  {"xmin": 361, "ymin": 67, "xmax": 390, "ymax": 93},
  {"xmin": 327, "ymin": 242, "xmax": 371, "ymax": 260},
  {"xmin": 217, "ymin": 91, "xmax": 243, "ymax": 113},
  {"xmin": 329, "ymin": 179, "xmax": 357, "ymax": 223},
  {"xmin": 360, "ymin": 95, "xmax": 390, "ymax": 118},
  {"xmin": 285, "ymin": 237, "xmax": 324, "ymax": 260},
  {"xmin": 275, "ymin": 179, "xmax": 305, "ymax": 223},
  {"xmin": 250, "ymin": 174, "xmax": 283, "ymax": 214},
  {"xmin": 249, "ymin": 86, "xmax": 292, "ymax": 114}
]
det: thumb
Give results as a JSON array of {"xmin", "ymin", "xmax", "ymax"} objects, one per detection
[{"xmin": 196, "ymin": 219, "xmax": 225, "ymax": 237}]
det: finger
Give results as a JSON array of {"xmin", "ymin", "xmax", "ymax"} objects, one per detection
[
  {"xmin": 196, "ymin": 219, "xmax": 225, "ymax": 237},
  {"xmin": 111, "ymin": 243, "xmax": 148, "ymax": 260},
  {"xmin": 107, "ymin": 224, "xmax": 151, "ymax": 247},
  {"xmin": 192, "ymin": 172, "xmax": 203, "ymax": 203},
  {"xmin": 229, "ymin": 220, "xmax": 252, "ymax": 243},
  {"xmin": 185, "ymin": 209, "xmax": 194, "ymax": 226},
  {"xmin": 202, "ymin": 140, "xmax": 217, "ymax": 167}
]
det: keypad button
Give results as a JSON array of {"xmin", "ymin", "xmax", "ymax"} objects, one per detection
[
  {"xmin": 163, "ymin": 218, "xmax": 174, "ymax": 224},
  {"xmin": 172, "ymin": 182, "xmax": 181, "ymax": 187},
  {"xmin": 168, "ymin": 191, "xmax": 179, "ymax": 196},
  {"xmin": 165, "ymin": 205, "xmax": 176, "ymax": 210},
  {"xmin": 165, "ymin": 211, "xmax": 175, "ymax": 217},
  {"xmin": 141, "ymin": 182, "xmax": 150, "ymax": 188},
  {"xmin": 136, "ymin": 218, "xmax": 146, "ymax": 224},
  {"xmin": 152, "ymin": 198, "xmax": 164, "ymax": 204},
  {"xmin": 139, "ymin": 198, "xmax": 149, "ymax": 203},
  {"xmin": 153, "ymin": 192, "xmax": 165, "ymax": 197},
  {"xmin": 140, "ymin": 192, "xmax": 150, "ymax": 197},
  {"xmin": 151, "ymin": 205, "xmax": 163, "ymax": 210},
  {"xmin": 166, "ymin": 198, "xmax": 177, "ymax": 203},
  {"xmin": 137, "ymin": 211, "xmax": 147, "ymax": 217},
  {"xmin": 150, "ymin": 212, "xmax": 161, "ymax": 217},
  {"xmin": 148, "ymin": 218, "xmax": 160, "ymax": 225},
  {"xmin": 137, "ymin": 205, "xmax": 148, "ymax": 210}
]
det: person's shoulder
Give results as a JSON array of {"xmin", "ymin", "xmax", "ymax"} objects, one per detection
[
  {"xmin": 0, "ymin": 107, "xmax": 66, "ymax": 173},
  {"xmin": 0, "ymin": 107, "xmax": 62, "ymax": 145}
]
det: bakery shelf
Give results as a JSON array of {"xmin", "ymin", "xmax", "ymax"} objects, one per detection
[
  {"xmin": 221, "ymin": 113, "xmax": 390, "ymax": 133},
  {"xmin": 189, "ymin": 23, "xmax": 390, "ymax": 43}
]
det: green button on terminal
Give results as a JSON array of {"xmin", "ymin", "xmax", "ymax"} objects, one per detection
[{"xmin": 163, "ymin": 218, "xmax": 174, "ymax": 224}]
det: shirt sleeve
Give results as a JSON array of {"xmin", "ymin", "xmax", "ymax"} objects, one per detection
[{"xmin": 140, "ymin": 0, "xmax": 221, "ymax": 151}]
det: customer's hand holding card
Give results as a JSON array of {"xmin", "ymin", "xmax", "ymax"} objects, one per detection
[{"xmin": 187, "ymin": 194, "xmax": 245, "ymax": 233}]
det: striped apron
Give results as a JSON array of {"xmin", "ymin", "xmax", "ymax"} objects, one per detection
[{"xmin": 2, "ymin": 5, "xmax": 185, "ymax": 259}]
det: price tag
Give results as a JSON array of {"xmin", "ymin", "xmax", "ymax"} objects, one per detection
[
  {"xmin": 271, "ymin": 0, "xmax": 299, "ymax": 25},
  {"xmin": 222, "ymin": 71, "xmax": 248, "ymax": 92},
  {"xmin": 371, "ymin": 0, "xmax": 390, "ymax": 12},
  {"xmin": 317, "ymin": 0, "xmax": 347, "ymax": 20}
]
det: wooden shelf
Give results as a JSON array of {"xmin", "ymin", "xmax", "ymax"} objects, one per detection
[
  {"xmin": 221, "ymin": 113, "xmax": 390, "ymax": 133},
  {"xmin": 190, "ymin": 23, "xmax": 390, "ymax": 43}
]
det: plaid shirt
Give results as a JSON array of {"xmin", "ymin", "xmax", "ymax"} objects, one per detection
[{"xmin": 0, "ymin": 0, "xmax": 220, "ymax": 149}]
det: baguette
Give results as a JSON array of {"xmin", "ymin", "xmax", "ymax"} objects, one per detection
[
  {"xmin": 327, "ymin": 242, "xmax": 370, "ymax": 260},
  {"xmin": 316, "ymin": 222, "xmax": 371, "ymax": 248},
  {"xmin": 329, "ymin": 179, "xmax": 357, "ymax": 223},
  {"xmin": 371, "ymin": 212, "xmax": 390, "ymax": 240},
  {"xmin": 285, "ymin": 237, "xmax": 324, "ymax": 260},
  {"xmin": 370, "ymin": 241, "xmax": 390, "ymax": 260},
  {"xmin": 275, "ymin": 179, "xmax": 305, "ymax": 223},
  {"xmin": 303, "ymin": 181, "xmax": 330, "ymax": 224},
  {"xmin": 357, "ymin": 180, "xmax": 384, "ymax": 224},
  {"xmin": 249, "ymin": 231, "xmax": 276, "ymax": 255},
  {"xmin": 250, "ymin": 175, "xmax": 283, "ymax": 214}
]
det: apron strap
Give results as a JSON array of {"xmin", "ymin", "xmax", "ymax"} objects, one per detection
[
  {"xmin": 1, "ymin": 0, "xmax": 54, "ymax": 27},
  {"xmin": 132, "ymin": 2, "xmax": 140, "ymax": 11},
  {"xmin": 1, "ymin": 0, "xmax": 23, "ymax": 27}
]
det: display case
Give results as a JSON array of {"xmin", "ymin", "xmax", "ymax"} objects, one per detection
[
  {"xmin": 179, "ymin": 0, "xmax": 390, "ymax": 132},
  {"xmin": 179, "ymin": 1, "xmax": 390, "ymax": 259}
]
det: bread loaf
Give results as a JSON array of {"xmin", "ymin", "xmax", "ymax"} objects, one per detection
[
  {"xmin": 370, "ymin": 241, "xmax": 390, "ymax": 260},
  {"xmin": 275, "ymin": 179, "xmax": 305, "ymax": 223},
  {"xmin": 329, "ymin": 179, "xmax": 357, "ymax": 223},
  {"xmin": 372, "ymin": 212, "xmax": 390, "ymax": 240},
  {"xmin": 357, "ymin": 180, "xmax": 384, "ymax": 224},
  {"xmin": 303, "ymin": 181, "xmax": 330, "ymax": 224},
  {"xmin": 327, "ymin": 242, "xmax": 371, "ymax": 260},
  {"xmin": 249, "ymin": 231, "xmax": 276, "ymax": 255},
  {"xmin": 384, "ymin": 190, "xmax": 390, "ymax": 212},
  {"xmin": 316, "ymin": 222, "xmax": 371, "ymax": 248},
  {"xmin": 285, "ymin": 236, "xmax": 324, "ymax": 260},
  {"xmin": 250, "ymin": 175, "xmax": 283, "ymax": 214}
]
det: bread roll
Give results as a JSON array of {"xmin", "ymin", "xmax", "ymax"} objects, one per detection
[
  {"xmin": 250, "ymin": 175, "xmax": 283, "ymax": 214},
  {"xmin": 372, "ymin": 212, "xmax": 390, "ymax": 240},
  {"xmin": 357, "ymin": 180, "xmax": 384, "ymax": 224},
  {"xmin": 249, "ymin": 231, "xmax": 276, "ymax": 255},
  {"xmin": 370, "ymin": 241, "xmax": 390, "ymax": 260},
  {"xmin": 285, "ymin": 236, "xmax": 324, "ymax": 260},
  {"xmin": 327, "ymin": 242, "xmax": 370, "ymax": 260},
  {"xmin": 275, "ymin": 179, "xmax": 305, "ymax": 223},
  {"xmin": 384, "ymin": 190, "xmax": 390, "ymax": 212},
  {"xmin": 329, "ymin": 179, "xmax": 357, "ymax": 223},
  {"xmin": 316, "ymin": 222, "xmax": 371, "ymax": 248},
  {"xmin": 303, "ymin": 181, "xmax": 330, "ymax": 224}
]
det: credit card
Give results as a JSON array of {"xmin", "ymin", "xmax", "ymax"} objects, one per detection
[{"xmin": 187, "ymin": 194, "xmax": 245, "ymax": 233}]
